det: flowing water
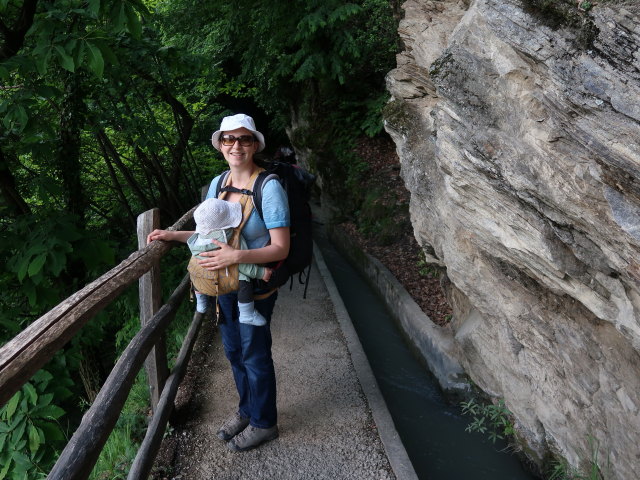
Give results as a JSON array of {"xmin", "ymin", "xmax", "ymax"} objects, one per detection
[{"xmin": 314, "ymin": 229, "xmax": 539, "ymax": 480}]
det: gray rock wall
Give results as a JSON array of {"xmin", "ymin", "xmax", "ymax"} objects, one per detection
[{"xmin": 384, "ymin": 0, "xmax": 640, "ymax": 477}]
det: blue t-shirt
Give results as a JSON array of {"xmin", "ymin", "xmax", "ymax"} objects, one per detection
[{"xmin": 206, "ymin": 173, "xmax": 290, "ymax": 250}]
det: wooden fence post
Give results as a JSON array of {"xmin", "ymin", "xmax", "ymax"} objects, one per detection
[{"xmin": 137, "ymin": 208, "xmax": 168, "ymax": 412}]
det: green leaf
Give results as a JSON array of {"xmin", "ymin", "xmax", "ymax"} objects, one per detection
[
  {"xmin": 28, "ymin": 425, "xmax": 40, "ymax": 454},
  {"xmin": 73, "ymin": 40, "xmax": 86, "ymax": 69},
  {"xmin": 88, "ymin": 0, "xmax": 100, "ymax": 16},
  {"xmin": 65, "ymin": 39, "xmax": 77, "ymax": 53},
  {"xmin": 86, "ymin": 42, "xmax": 104, "ymax": 78},
  {"xmin": 15, "ymin": 105, "xmax": 28, "ymax": 132},
  {"xmin": 0, "ymin": 454, "xmax": 11, "ymax": 480},
  {"xmin": 10, "ymin": 450, "xmax": 31, "ymax": 470},
  {"xmin": 34, "ymin": 85, "xmax": 62, "ymax": 100},
  {"xmin": 24, "ymin": 283, "xmax": 38, "ymax": 308},
  {"xmin": 35, "ymin": 393, "xmax": 53, "ymax": 408},
  {"xmin": 32, "ymin": 370, "xmax": 53, "ymax": 386},
  {"xmin": 34, "ymin": 49, "xmax": 51, "ymax": 75},
  {"xmin": 37, "ymin": 422, "xmax": 64, "ymax": 443},
  {"xmin": 95, "ymin": 42, "xmax": 117, "ymax": 65},
  {"xmin": 111, "ymin": 2, "xmax": 127, "ymax": 32},
  {"xmin": 48, "ymin": 248, "xmax": 66, "ymax": 276},
  {"xmin": 11, "ymin": 417, "xmax": 26, "ymax": 444},
  {"xmin": 0, "ymin": 0, "xmax": 8, "ymax": 12},
  {"xmin": 3, "ymin": 104, "xmax": 30, "ymax": 133},
  {"xmin": 0, "ymin": 65, "xmax": 8, "ymax": 80},
  {"xmin": 34, "ymin": 405, "xmax": 64, "ymax": 420},
  {"xmin": 28, "ymin": 254, "xmax": 47, "ymax": 278},
  {"xmin": 125, "ymin": 3, "xmax": 142, "ymax": 39},
  {"xmin": 328, "ymin": 3, "xmax": 361, "ymax": 23},
  {"xmin": 22, "ymin": 384, "xmax": 37, "ymax": 406},
  {"xmin": 3, "ymin": 393, "xmax": 21, "ymax": 420},
  {"xmin": 13, "ymin": 438, "xmax": 26, "ymax": 451},
  {"xmin": 55, "ymin": 46, "xmax": 75, "ymax": 72}
]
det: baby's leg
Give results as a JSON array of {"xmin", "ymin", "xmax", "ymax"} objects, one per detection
[
  {"xmin": 237, "ymin": 280, "xmax": 266, "ymax": 326},
  {"xmin": 195, "ymin": 291, "xmax": 210, "ymax": 313}
]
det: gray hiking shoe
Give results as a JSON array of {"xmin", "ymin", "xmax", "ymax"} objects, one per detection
[
  {"xmin": 227, "ymin": 425, "xmax": 279, "ymax": 452},
  {"xmin": 216, "ymin": 412, "xmax": 250, "ymax": 441}
]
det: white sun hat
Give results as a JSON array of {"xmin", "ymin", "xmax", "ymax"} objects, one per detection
[
  {"xmin": 211, "ymin": 113, "xmax": 266, "ymax": 152},
  {"xmin": 194, "ymin": 198, "xmax": 242, "ymax": 235}
]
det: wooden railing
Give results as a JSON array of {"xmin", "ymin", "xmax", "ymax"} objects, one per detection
[{"xmin": 0, "ymin": 206, "xmax": 200, "ymax": 480}]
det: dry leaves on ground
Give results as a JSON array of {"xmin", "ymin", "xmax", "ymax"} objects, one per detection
[{"xmin": 343, "ymin": 136, "xmax": 452, "ymax": 327}]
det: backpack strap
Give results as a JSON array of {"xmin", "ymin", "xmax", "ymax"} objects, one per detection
[
  {"xmin": 214, "ymin": 170, "xmax": 232, "ymax": 198},
  {"xmin": 217, "ymin": 168, "xmax": 263, "ymax": 204},
  {"xmin": 252, "ymin": 172, "xmax": 280, "ymax": 221},
  {"xmin": 214, "ymin": 168, "xmax": 276, "ymax": 224}
]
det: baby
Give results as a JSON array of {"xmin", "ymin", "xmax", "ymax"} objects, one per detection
[{"xmin": 187, "ymin": 198, "xmax": 270, "ymax": 326}]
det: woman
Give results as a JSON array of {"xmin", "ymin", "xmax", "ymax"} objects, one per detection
[{"xmin": 147, "ymin": 113, "xmax": 290, "ymax": 452}]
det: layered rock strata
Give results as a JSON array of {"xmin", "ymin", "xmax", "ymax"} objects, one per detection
[{"xmin": 384, "ymin": 0, "xmax": 640, "ymax": 477}]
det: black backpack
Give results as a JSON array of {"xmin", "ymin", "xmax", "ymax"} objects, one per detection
[{"xmin": 215, "ymin": 161, "xmax": 316, "ymax": 297}]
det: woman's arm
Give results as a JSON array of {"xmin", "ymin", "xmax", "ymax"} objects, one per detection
[
  {"xmin": 147, "ymin": 229, "xmax": 194, "ymax": 245},
  {"xmin": 197, "ymin": 227, "xmax": 290, "ymax": 271}
]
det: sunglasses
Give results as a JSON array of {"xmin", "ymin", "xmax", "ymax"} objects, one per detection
[{"xmin": 220, "ymin": 134, "xmax": 256, "ymax": 147}]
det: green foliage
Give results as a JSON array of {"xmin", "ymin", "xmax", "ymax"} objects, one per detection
[
  {"xmin": 417, "ymin": 251, "xmax": 439, "ymax": 278},
  {"xmin": 1, "ymin": 0, "xmax": 224, "ymax": 474},
  {"xmin": 577, "ymin": 1, "xmax": 592, "ymax": 12},
  {"xmin": 1, "ymin": 0, "xmax": 149, "ymax": 134},
  {"xmin": 356, "ymin": 187, "xmax": 408, "ymax": 246},
  {"xmin": 0, "ymin": 213, "xmax": 115, "ymax": 330},
  {"xmin": 547, "ymin": 437, "xmax": 612, "ymax": 480},
  {"xmin": 89, "ymin": 248, "xmax": 193, "ymax": 478},
  {"xmin": 2, "ymin": 0, "xmax": 400, "ymax": 476},
  {"xmin": 461, "ymin": 398, "xmax": 515, "ymax": 444},
  {"xmin": 0, "ymin": 368, "xmax": 71, "ymax": 479},
  {"xmin": 89, "ymin": 308, "xmax": 193, "ymax": 478},
  {"xmin": 89, "ymin": 374, "xmax": 149, "ymax": 480},
  {"xmin": 280, "ymin": 2, "xmax": 363, "ymax": 85}
]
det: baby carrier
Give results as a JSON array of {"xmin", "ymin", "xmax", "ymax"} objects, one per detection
[{"xmin": 187, "ymin": 168, "xmax": 263, "ymax": 297}]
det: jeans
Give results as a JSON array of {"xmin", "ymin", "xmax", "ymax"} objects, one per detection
[{"xmin": 217, "ymin": 290, "xmax": 278, "ymax": 428}]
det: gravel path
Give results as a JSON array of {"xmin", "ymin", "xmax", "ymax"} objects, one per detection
[{"xmin": 155, "ymin": 259, "xmax": 397, "ymax": 480}]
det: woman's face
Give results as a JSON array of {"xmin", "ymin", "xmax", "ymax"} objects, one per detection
[{"xmin": 219, "ymin": 127, "xmax": 259, "ymax": 168}]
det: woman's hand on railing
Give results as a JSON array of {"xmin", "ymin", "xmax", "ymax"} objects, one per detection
[{"xmin": 146, "ymin": 229, "xmax": 193, "ymax": 245}]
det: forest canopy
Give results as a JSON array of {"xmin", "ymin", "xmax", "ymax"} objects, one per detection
[{"xmin": 0, "ymin": 0, "xmax": 399, "ymax": 476}]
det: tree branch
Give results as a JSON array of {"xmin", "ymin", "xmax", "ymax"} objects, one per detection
[{"xmin": 0, "ymin": 0, "xmax": 40, "ymax": 61}]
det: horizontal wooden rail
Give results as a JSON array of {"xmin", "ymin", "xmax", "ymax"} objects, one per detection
[
  {"xmin": 0, "ymin": 207, "xmax": 195, "ymax": 408},
  {"xmin": 47, "ymin": 274, "xmax": 191, "ymax": 480}
]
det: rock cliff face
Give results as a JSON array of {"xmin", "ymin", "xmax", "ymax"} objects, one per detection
[{"xmin": 384, "ymin": 0, "xmax": 640, "ymax": 477}]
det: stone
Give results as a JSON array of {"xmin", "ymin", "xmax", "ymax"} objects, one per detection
[{"xmin": 384, "ymin": 0, "xmax": 640, "ymax": 478}]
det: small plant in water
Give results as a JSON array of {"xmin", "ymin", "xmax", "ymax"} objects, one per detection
[{"xmin": 460, "ymin": 398, "xmax": 515, "ymax": 444}]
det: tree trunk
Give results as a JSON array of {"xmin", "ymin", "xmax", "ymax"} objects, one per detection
[
  {"xmin": 0, "ymin": 148, "xmax": 31, "ymax": 216},
  {"xmin": 0, "ymin": 0, "xmax": 40, "ymax": 61},
  {"xmin": 57, "ymin": 73, "xmax": 87, "ymax": 223},
  {"xmin": 95, "ymin": 129, "xmax": 154, "ymax": 211}
]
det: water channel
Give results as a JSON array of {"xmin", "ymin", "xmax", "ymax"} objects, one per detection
[{"xmin": 314, "ymin": 228, "xmax": 539, "ymax": 480}]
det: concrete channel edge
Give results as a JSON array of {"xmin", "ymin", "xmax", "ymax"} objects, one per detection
[
  {"xmin": 313, "ymin": 243, "xmax": 419, "ymax": 480},
  {"xmin": 326, "ymin": 226, "xmax": 470, "ymax": 394}
]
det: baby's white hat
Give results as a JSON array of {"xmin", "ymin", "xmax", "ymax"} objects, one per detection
[{"xmin": 194, "ymin": 198, "xmax": 242, "ymax": 235}]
